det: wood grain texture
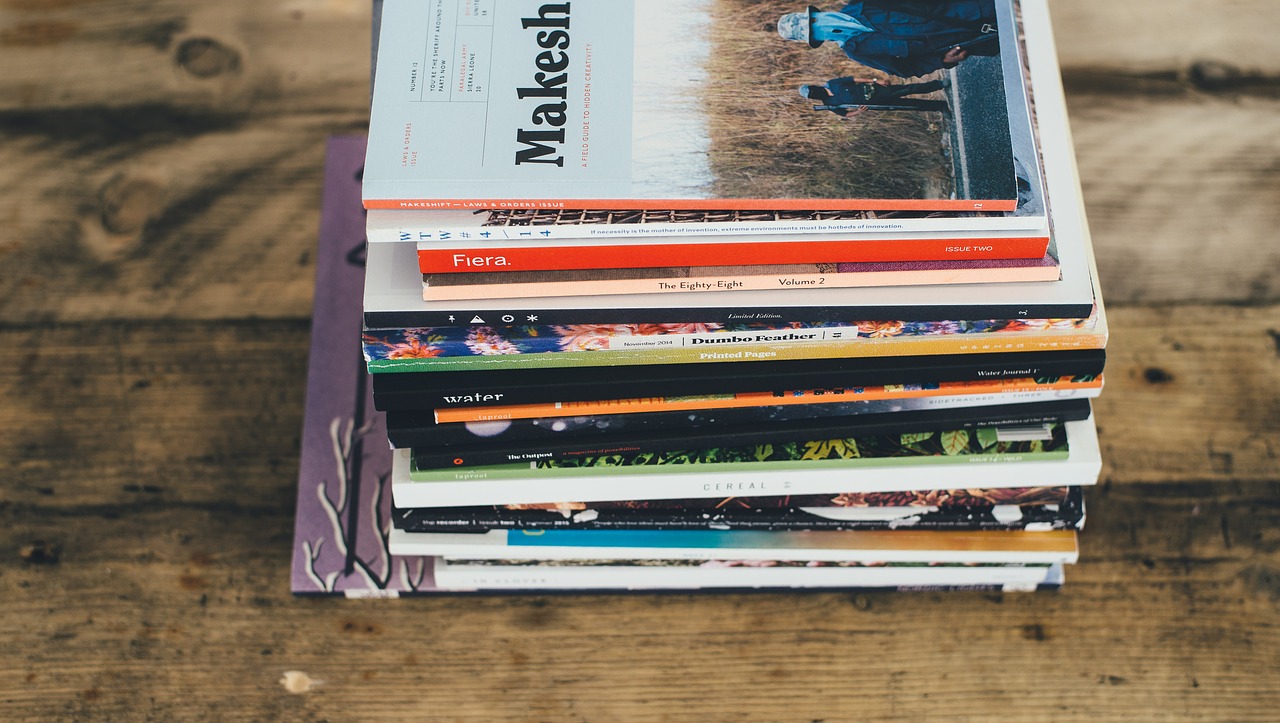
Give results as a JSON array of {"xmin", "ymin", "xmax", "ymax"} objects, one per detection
[
  {"xmin": 0, "ymin": 0, "xmax": 371, "ymax": 115},
  {"xmin": 2, "ymin": 0, "xmax": 1279, "ymax": 719},
  {"xmin": 1067, "ymin": 92, "xmax": 1280, "ymax": 307},
  {"xmin": 1049, "ymin": 0, "xmax": 1280, "ymax": 71}
]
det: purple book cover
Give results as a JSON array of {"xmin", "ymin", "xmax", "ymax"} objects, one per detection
[{"xmin": 290, "ymin": 136, "xmax": 435, "ymax": 596}]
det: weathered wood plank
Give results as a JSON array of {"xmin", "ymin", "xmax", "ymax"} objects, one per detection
[
  {"xmin": 1090, "ymin": 304, "xmax": 1280, "ymax": 481},
  {"xmin": 0, "ymin": 0, "xmax": 371, "ymax": 115},
  {"xmin": 0, "ymin": 120, "xmax": 364, "ymax": 323},
  {"xmin": 1049, "ymin": 0, "xmax": 1280, "ymax": 72},
  {"xmin": 0, "ymin": 319, "xmax": 309, "ymax": 510},
  {"xmin": 2, "ymin": 486, "xmax": 1277, "ymax": 721},
  {"xmin": 1067, "ymin": 93, "xmax": 1280, "ymax": 307}
]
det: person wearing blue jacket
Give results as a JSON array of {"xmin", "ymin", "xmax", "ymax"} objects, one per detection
[
  {"xmin": 800, "ymin": 76, "xmax": 949, "ymax": 116},
  {"xmin": 777, "ymin": 1, "xmax": 999, "ymax": 78}
]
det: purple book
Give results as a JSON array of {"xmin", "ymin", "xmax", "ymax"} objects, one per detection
[{"xmin": 290, "ymin": 136, "xmax": 436, "ymax": 596}]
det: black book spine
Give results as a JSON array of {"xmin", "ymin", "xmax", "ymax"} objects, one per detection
[
  {"xmin": 386, "ymin": 380, "xmax": 1094, "ymax": 448},
  {"xmin": 409, "ymin": 399, "xmax": 1091, "ymax": 469},
  {"xmin": 393, "ymin": 488, "xmax": 1086, "ymax": 533},
  {"xmin": 364, "ymin": 302, "xmax": 1095, "ymax": 329},
  {"xmin": 372, "ymin": 349, "xmax": 1105, "ymax": 411}
]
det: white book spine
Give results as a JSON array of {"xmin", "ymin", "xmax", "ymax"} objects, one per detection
[
  {"xmin": 366, "ymin": 211, "xmax": 1046, "ymax": 244},
  {"xmin": 431, "ymin": 558, "xmax": 1062, "ymax": 591}
]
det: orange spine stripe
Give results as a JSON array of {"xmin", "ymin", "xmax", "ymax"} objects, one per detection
[
  {"xmin": 364, "ymin": 197, "xmax": 1019, "ymax": 212},
  {"xmin": 433, "ymin": 376, "xmax": 1105, "ymax": 423}
]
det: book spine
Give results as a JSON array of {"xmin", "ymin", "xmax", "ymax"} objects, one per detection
[
  {"xmin": 363, "ymin": 300, "xmax": 1097, "ymax": 329},
  {"xmin": 431, "ymin": 560, "xmax": 1061, "ymax": 591},
  {"xmin": 390, "ymin": 451, "xmax": 1098, "ymax": 509},
  {"xmin": 418, "ymin": 236, "xmax": 1051, "ymax": 274},
  {"xmin": 364, "ymin": 196, "xmax": 1020, "ymax": 213},
  {"xmin": 396, "ymin": 504, "xmax": 1083, "ymax": 533},
  {"xmin": 421, "ymin": 262, "xmax": 1059, "ymax": 301},
  {"xmin": 389, "ymin": 388, "xmax": 1101, "ymax": 449},
  {"xmin": 388, "ymin": 389, "xmax": 1102, "ymax": 449},
  {"xmin": 409, "ymin": 400, "xmax": 1091, "ymax": 470},
  {"xmin": 372, "ymin": 350, "xmax": 1107, "ymax": 410},
  {"xmin": 390, "ymin": 528, "xmax": 1078, "ymax": 563},
  {"xmin": 368, "ymin": 214, "xmax": 1045, "ymax": 244},
  {"xmin": 365, "ymin": 329, "xmax": 1108, "ymax": 376},
  {"xmin": 430, "ymin": 377, "xmax": 1103, "ymax": 424},
  {"xmin": 393, "ymin": 486, "xmax": 1081, "ymax": 532}
]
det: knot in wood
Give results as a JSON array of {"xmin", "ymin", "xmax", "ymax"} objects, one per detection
[
  {"xmin": 99, "ymin": 174, "xmax": 165, "ymax": 236},
  {"xmin": 174, "ymin": 37, "xmax": 242, "ymax": 78}
]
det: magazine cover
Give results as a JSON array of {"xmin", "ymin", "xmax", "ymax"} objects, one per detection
[
  {"xmin": 392, "ymin": 485, "xmax": 1086, "ymax": 532},
  {"xmin": 364, "ymin": 0, "xmax": 1026, "ymax": 211}
]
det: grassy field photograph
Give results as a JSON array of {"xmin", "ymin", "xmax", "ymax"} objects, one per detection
[{"xmin": 633, "ymin": 0, "xmax": 958, "ymax": 202}]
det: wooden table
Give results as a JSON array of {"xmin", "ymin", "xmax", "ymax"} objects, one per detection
[{"xmin": 2, "ymin": 1, "xmax": 1278, "ymax": 719}]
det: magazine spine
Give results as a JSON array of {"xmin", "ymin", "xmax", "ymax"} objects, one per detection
[
  {"xmin": 365, "ymin": 330, "xmax": 1107, "ymax": 378},
  {"xmin": 417, "ymin": 236, "xmax": 1051, "ymax": 274},
  {"xmin": 390, "ymin": 443, "xmax": 1100, "ymax": 509},
  {"xmin": 390, "ymin": 528, "xmax": 1078, "ymax": 563},
  {"xmin": 389, "ymin": 389, "xmax": 1101, "ymax": 449},
  {"xmin": 364, "ymin": 196, "xmax": 1020, "ymax": 213},
  {"xmin": 371, "ymin": 349, "xmax": 1107, "ymax": 410},
  {"xmin": 367, "ymin": 214, "xmax": 1045, "ymax": 244},
  {"xmin": 429, "ymin": 377, "xmax": 1103, "ymax": 424},
  {"xmin": 430, "ymin": 560, "xmax": 1062, "ymax": 591},
  {"xmin": 421, "ymin": 261, "xmax": 1059, "ymax": 301},
  {"xmin": 409, "ymin": 399, "xmax": 1091, "ymax": 470},
  {"xmin": 363, "ymin": 301, "xmax": 1096, "ymax": 329},
  {"xmin": 393, "ymin": 486, "xmax": 1083, "ymax": 533},
  {"xmin": 395, "ymin": 505, "xmax": 1083, "ymax": 533}
]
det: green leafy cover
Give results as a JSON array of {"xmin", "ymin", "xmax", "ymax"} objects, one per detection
[{"xmin": 408, "ymin": 423, "xmax": 1068, "ymax": 482}]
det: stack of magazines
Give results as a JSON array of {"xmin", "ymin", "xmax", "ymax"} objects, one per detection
[{"xmin": 292, "ymin": 0, "xmax": 1106, "ymax": 597}]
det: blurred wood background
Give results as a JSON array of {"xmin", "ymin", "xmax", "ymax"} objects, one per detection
[{"xmin": 1, "ymin": 0, "xmax": 1277, "ymax": 720}]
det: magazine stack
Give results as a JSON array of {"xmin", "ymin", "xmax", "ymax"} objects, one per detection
[{"xmin": 292, "ymin": 0, "xmax": 1106, "ymax": 596}]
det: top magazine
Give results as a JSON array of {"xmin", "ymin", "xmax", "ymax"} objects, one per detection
[{"xmin": 364, "ymin": 0, "xmax": 1029, "ymax": 212}]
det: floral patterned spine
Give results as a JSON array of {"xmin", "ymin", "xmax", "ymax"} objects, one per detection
[{"xmin": 363, "ymin": 315, "xmax": 1097, "ymax": 361}]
